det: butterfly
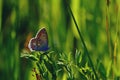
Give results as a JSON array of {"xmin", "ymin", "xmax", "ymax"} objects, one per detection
[{"xmin": 28, "ymin": 28, "xmax": 49, "ymax": 51}]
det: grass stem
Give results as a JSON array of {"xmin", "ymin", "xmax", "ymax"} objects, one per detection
[{"xmin": 65, "ymin": 0, "xmax": 99, "ymax": 79}]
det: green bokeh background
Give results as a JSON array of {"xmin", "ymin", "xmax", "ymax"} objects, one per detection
[{"xmin": 0, "ymin": 0, "xmax": 120, "ymax": 80}]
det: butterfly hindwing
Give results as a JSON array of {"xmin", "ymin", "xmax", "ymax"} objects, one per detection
[{"xmin": 28, "ymin": 38, "xmax": 37, "ymax": 51}]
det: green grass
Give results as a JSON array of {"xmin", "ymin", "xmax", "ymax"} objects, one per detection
[
  {"xmin": 21, "ymin": 50, "xmax": 96, "ymax": 80},
  {"xmin": 0, "ymin": 0, "xmax": 120, "ymax": 80}
]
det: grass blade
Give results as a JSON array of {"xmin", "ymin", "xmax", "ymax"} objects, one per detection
[{"xmin": 65, "ymin": 0, "xmax": 99, "ymax": 79}]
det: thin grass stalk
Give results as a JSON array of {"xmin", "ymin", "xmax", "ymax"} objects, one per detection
[
  {"xmin": 65, "ymin": 0, "xmax": 99, "ymax": 79},
  {"xmin": 106, "ymin": 0, "xmax": 114, "ymax": 79},
  {"xmin": 106, "ymin": 1, "xmax": 112, "ymax": 59},
  {"xmin": 16, "ymin": 0, "xmax": 20, "ymax": 79},
  {"xmin": 113, "ymin": 3, "xmax": 119, "ymax": 77}
]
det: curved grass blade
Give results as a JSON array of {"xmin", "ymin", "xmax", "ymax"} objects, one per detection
[{"xmin": 65, "ymin": 0, "xmax": 99, "ymax": 79}]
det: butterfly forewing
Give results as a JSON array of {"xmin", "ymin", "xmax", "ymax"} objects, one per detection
[{"xmin": 36, "ymin": 28, "xmax": 48, "ymax": 46}]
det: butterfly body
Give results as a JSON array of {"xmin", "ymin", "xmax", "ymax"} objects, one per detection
[{"xmin": 28, "ymin": 28, "xmax": 49, "ymax": 51}]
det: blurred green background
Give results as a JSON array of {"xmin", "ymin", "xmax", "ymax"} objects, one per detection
[{"xmin": 0, "ymin": 0, "xmax": 120, "ymax": 80}]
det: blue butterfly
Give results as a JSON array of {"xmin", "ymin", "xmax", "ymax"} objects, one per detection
[{"xmin": 28, "ymin": 28, "xmax": 49, "ymax": 51}]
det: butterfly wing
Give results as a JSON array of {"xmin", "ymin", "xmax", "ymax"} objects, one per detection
[
  {"xmin": 35, "ymin": 28, "xmax": 49, "ymax": 51},
  {"xmin": 28, "ymin": 28, "xmax": 49, "ymax": 51},
  {"xmin": 28, "ymin": 38, "xmax": 38, "ymax": 51}
]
